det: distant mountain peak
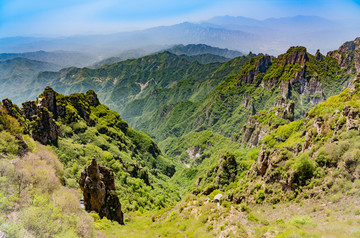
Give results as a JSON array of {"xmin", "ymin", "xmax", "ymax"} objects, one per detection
[{"xmin": 167, "ymin": 43, "xmax": 243, "ymax": 58}]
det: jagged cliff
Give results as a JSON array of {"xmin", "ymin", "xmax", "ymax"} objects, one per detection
[{"xmin": 327, "ymin": 37, "xmax": 360, "ymax": 74}]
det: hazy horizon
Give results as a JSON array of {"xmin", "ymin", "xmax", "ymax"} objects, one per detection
[{"xmin": 1, "ymin": 0, "xmax": 360, "ymax": 38}]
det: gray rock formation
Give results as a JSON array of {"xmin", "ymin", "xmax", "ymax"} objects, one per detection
[
  {"xmin": 21, "ymin": 100, "xmax": 62, "ymax": 145},
  {"xmin": 79, "ymin": 157, "xmax": 124, "ymax": 225},
  {"xmin": 237, "ymin": 55, "xmax": 272, "ymax": 85},
  {"xmin": 241, "ymin": 97, "xmax": 294, "ymax": 148}
]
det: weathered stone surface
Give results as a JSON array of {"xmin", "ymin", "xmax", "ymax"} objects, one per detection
[
  {"xmin": 86, "ymin": 90, "xmax": 100, "ymax": 107},
  {"xmin": 315, "ymin": 49, "xmax": 323, "ymax": 61},
  {"xmin": 254, "ymin": 147, "xmax": 271, "ymax": 176},
  {"xmin": 22, "ymin": 101, "xmax": 62, "ymax": 145},
  {"xmin": 280, "ymin": 46, "xmax": 309, "ymax": 67},
  {"xmin": 0, "ymin": 230, "xmax": 7, "ymax": 238},
  {"xmin": 275, "ymin": 97, "xmax": 295, "ymax": 121},
  {"xmin": 2, "ymin": 98, "xmax": 21, "ymax": 119},
  {"xmin": 39, "ymin": 86, "xmax": 58, "ymax": 118},
  {"xmin": 213, "ymin": 193, "xmax": 223, "ymax": 202},
  {"xmin": 304, "ymin": 77, "xmax": 324, "ymax": 104},
  {"xmin": 302, "ymin": 132, "xmax": 311, "ymax": 152},
  {"xmin": 238, "ymin": 55, "xmax": 272, "ymax": 85},
  {"xmin": 79, "ymin": 157, "xmax": 124, "ymax": 225},
  {"xmin": 327, "ymin": 37, "xmax": 360, "ymax": 73},
  {"xmin": 241, "ymin": 97, "xmax": 294, "ymax": 148}
]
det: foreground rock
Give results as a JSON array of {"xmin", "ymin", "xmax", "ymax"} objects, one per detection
[{"xmin": 79, "ymin": 157, "xmax": 124, "ymax": 225}]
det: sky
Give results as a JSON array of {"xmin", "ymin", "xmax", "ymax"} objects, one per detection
[{"xmin": 1, "ymin": 0, "xmax": 360, "ymax": 37}]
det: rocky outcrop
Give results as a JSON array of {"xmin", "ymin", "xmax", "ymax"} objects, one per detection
[
  {"xmin": 186, "ymin": 146, "xmax": 202, "ymax": 160},
  {"xmin": 315, "ymin": 49, "xmax": 323, "ymax": 61},
  {"xmin": 2, "ymin": 99, "xmax": 21, "ymax": 119},
  {"xmin": 254, "ymin": 147, "xmax": 271, "ymax": 176},
  {"xmin": 242, "ymin": 94, "xmax": 256, "ymax": 114},
  {"xmin": 303, "ymin": 77, "xmax": 324, "ymax": 104},
  {"xmin": 238, "ymin": 56, "xmax": 272, "ymax": 85},
  {"xmin": 18, "ymin": 87, "xmax": 103, "ymax": 145},
  {"xmin": 215, "ymin": 153, "xmax": 237, "ymax": 186},
  {"xmin": 79, "ymin": 157, "xmax": 124, "ymax": 225},
  {"xmin": 241, "ymin": 117, "xmax": 265, "ymax": 148},
  {"xmin": 264, "ymin": 47, "xmax": 324, "ymax": 105},
  {"xmin": 241, "ymin": 98, "xmax": 294, "ymax": 148},
  {"xmin": 327, "ymin": 37, "xmax": 360, "ymax": 73},
  {"xmin": 38, "ymin": 87, "xmax": 98, "ymax": 125},
  {"xmin": 39, "ymin": 86, "xmax": 58, "ymax": 118},
  {"xmin": 200, "ymin": 153, "xmax": 238, "ymax": 189},
  {"xmin": 251, "ymin": 146, "xmax": 296, "ymax": 190},
  {"xmin": 301, "ymin": 105, "xmax": 360, "ymax": 152},
  {"xmin": 334, "ymin": 105, "xmax": 360, "ymax": 133},
  {"xmin": 279, "ymin": 46, "xmax": 309, "ymax": 67},
  {"xmin": 263, "ymin": 47, "xmax": 310, "ymax": 96},
  {"xmin": 86, "ymin": 90, "xmax": 100, "ymax": 107},
  {"xmin": 22, "ymin": 100, "xmax": 62, "ymax": 145},
  {"xmin": 275, "ymin": 98, "xmax": 295, "ymax": 121}
]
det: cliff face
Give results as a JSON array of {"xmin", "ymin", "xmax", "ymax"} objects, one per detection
[
  {"xmin": 79, "ymin": 158, "xmax": 124, "ymax": 225},
  {"xmin": 237, "ymin": 56, "xmax": 272, "ymax": 85},
  {"xmin": 236, "ymin": 47, "xmax": 326, "ymax": 105},
  {"xmin": 22, "ymin": 100, "xmax": 62, "ymax": 145},
  {"xmin": 241, "ymin": 97, "xmax": 295, "ymax": 148},
  {"xmin": 327, "ymin": 37, "xmax": 360, "ymax": 74}
]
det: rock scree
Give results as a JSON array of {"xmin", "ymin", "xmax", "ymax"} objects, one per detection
[{"xmin": 79, "ymin": 157, "xmax": 124, "ymax": 225}]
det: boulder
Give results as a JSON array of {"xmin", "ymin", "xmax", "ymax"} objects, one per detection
[{"xmin": 213, "ymin": 193, "xmax": 223, "ymax": 202}]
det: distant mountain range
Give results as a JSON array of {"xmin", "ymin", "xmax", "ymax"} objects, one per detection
[
  {"xmin": 1, "ymin": 15, "xmax": 358, "ymax": 57},
  {"xmin": 0, "ymin": 50, "xmax": 96, "ymax": 68},
  {"xmin": 91, "ymin": 44, "xmax": 243, "ymax": 68}
]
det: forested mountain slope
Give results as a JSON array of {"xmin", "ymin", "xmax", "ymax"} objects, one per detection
[{"xmin": 135, "ymin": 38, "xmax": 360, "ymax": 141}]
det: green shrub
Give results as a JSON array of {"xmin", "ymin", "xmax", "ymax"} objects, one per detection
[
  {"xmin": 199, "ymin": 214, "xmax": 208, "ymax": 224},
  {"xmin": 247, "ymin": 214, "xmax": 260, "ymax": 223},
  {"xmin": 0, "ymin": 131, "xmax": 19, "ymax": 155},
  {"xmin": 292, "ymin": 154, "xmax": 314, "ymax": 183},
  {"xmin": 240, "ymin": 203, "xmax": 250, "ymax": 213},
  {"xmin": 289, "ymin": 216, "xmax": 316, "ymax": 227},
  {"xmin": 255, "ymin": 190, "xmax": 265, "ymax": 204}
]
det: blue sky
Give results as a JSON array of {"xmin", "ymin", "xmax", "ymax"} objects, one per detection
[{"xmin": 1, "ymin": 0, "xmax": 360, "ymax": 37}]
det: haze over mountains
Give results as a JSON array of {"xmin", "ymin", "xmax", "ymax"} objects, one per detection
[{"xmin": 1, "ymin": 15, "xmax": 358, "ymax": 57}]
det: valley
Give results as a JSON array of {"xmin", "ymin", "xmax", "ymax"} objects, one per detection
[{"xmin": 1, "ymin": 33, "xmax": 360, "ymax": 237}]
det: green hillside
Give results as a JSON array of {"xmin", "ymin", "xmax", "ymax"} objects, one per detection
[
  {"xmin": 94, "ymin": 73, "xmax": 360, "ymax": 238},
  {"xmin": 121, "ymin": 53, "xmax": 258, "ymax": 123},
  {"xmin": 24, "ymin": 51, "xmax": 224, "ymax": 111},
  {"xmin": 0, "ymin": 87, "xmax": 181, "ymax": 237},
  {"xmin": 135, "ymin": 40, "xmax": 359, "ymax": 142},
  {"xmin": 167, "ymin": 44, "xmax": 243, "ymax": 58},
  {"xmin": 1, "ymin": 38, "xmax": 360, "ymax": 238}
]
